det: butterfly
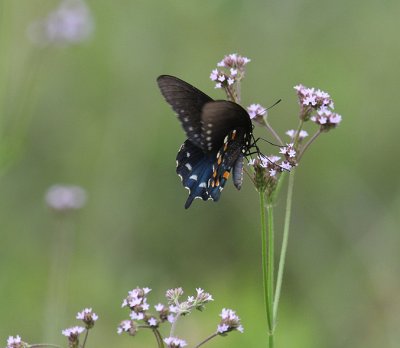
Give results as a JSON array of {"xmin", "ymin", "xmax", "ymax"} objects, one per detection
[{"xmin": 157, "ymin": 75, "xmax": 255, "ymax": 209}]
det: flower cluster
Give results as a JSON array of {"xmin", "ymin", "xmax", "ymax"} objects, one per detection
[
  {"xmin": 61, "ymin": 308, "xmax": 98, "ymax": 348},
  {"xmin": 76, "ymin": 308, "xmax": 99, "ymax": 329},
  {"xmin": 294, "ymin": 84, "xmax": 342, "ymax": 131},
  {"xmin": 28, "ymin": 0, "xmax": 94, "ymax": 46},
  {"xmin": 164, "ymin": 336, "xmax": 188, "ymax": 348},
  {"xmin": 279, "ymin": 143, "xmax": 297, "ymax": 169},
  {"xmin": 45, "ymin": 184, "xmax": 87, "ymax": 212},
  {"xmin": 217, "ymin": 308, "xmax": 244, "ymax": 335},
  {"xmin": 248, "ymin": 154, "xmax": 288, "ymax": 194},
  {"xmin": 167, "ymin": 287, "xmax": 214, "ymax": 315},
  {"xmin": 62, "ymin": 326, "xmax": 85, "ymax": 348},
  {"xmin": 210, "ymin": 53, "xmax": 250, "ymax": 101},
  {"xmin": 119, "ymin": 286, "xmax": 242, "ymax": 346},
  {"xmin": 247, "ymin": 103, "xmax": 267, "ymax": 124},
  {"xmin": 248, "ymin": 142, "xmax": 297, "ymax": 194},
  {"xmin": 119, "ymin": 286, "xmax": 173, "ymax": 335},
  {"xmin": 6, "ymin": 336, "xmax": 27, "ymax": 348}
]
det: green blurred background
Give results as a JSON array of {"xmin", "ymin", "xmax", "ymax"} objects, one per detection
[{"xmin": 1, "ymin": 0, "xmax": 399, "ymax": 347}]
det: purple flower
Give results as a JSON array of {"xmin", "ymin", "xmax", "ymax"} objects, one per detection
[
  {"xmin": 164, "ymin": 336, "xmax": 187, "ymax": 348},
  {"xmin": 45, "ymin": 185, "xmax": 87, "ymax": 211},
  {"xmin": 76, "ymin": 308, "xmax": 98, "ymax": 329},
  {"xmin": 6, "ymin": 336, "xmax": 26, "ymax": 348},
  {"xmin": 217, "ymin": 308, "xmax": 244, "ymax": 335},
  {"xmin": 28, "ymin": 0, "xmax": 94, "ymax": 46},
  {"xmin": 247, "ymin": 104, "xmax": 267, "ymax": 119}
]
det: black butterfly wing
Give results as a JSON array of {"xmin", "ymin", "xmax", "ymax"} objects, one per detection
[
  {"xmin": 200, "ymin": 100, "xmax": 252, "ymax": 152},
  {"xmin": 176, "ymin": 140, "xmax": 215, "ymax": 209},
  {"xmin": 157, "ymin": 75, "xmax": 213, "ymax": 149}
]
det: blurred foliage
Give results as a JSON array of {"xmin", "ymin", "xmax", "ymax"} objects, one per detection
[{"xmin": 0, "ymin": 0, "xmax": 399, "ymax": 347}]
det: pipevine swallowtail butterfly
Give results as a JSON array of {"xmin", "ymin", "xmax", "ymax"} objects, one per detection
[{"xmin": 157, "ymin": 75, "xmax": 256, "ymax": 209}]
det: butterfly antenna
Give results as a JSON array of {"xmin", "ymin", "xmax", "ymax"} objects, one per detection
[{"xmin": 266, "ymin": 98, "xmax": 282, "ymax": 111}]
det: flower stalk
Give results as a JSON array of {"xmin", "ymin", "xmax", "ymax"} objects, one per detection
[{"xmin": 211, "ymin": 54, "xmax": 342, "ymax": 347}]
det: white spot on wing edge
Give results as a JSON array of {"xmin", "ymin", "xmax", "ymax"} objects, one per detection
[
  {"xmin": 185, "ymin": 163, "xmax": 192, "ymax": 171},
  {"xmin": 199, "ymin": 182, "xmax": 207, "ymax": 188},
  {"xmin": 189, "ymin": 174, "xmax": 198, "ymax": 181}
]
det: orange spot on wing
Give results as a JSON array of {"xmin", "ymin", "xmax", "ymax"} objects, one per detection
[{"xmin": 223, "ymin": 171, "xmax": 230, "ymax": 180}]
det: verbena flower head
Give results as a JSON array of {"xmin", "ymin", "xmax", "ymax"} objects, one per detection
[
  {"xmin": 248, "ymin": 153, "xmax": 291, "ymax": 195},
  {"xmin": 164, "ymin": 336, "xmax": 188, "ymax": 348},
  {"xmin": 165, "ymin": 287, "xmax": 184, "ymax": 303},
  {"xmin": 217, "ymin": 308, "xmax": 244, "ymax": 335},
  {"xmin": 122, "ymin": 288, "xmax": 151, "ymax": 313},
  {"xmin": 6, "ymin": 336, "xmax": 28, "ymax": 348},
  {"xmin": 28, "ymin": 0, "xmax": 94, "ymax": 46},
  {"xmin": 166, "ymin": 288, "xmax": 213, "ymax": 316},
  {"xmin": 310, "ymin": 106, "xmax": 342, "ymax": 132},
  {"xmin": 210, "ymin": 53, "xmax": 250, "ymax": 101},
  {"xmin": 76, "ymin": 308, "xmax": 98, "ymax": 329},
  {"xmin": 294, "ymin": 84, "xmax": 334, "ymax": 119},
  {"xmin": 117, "ymin": 320, "xmax": 137, "ymax": 336},
  {"xmin": 45, "ymin": 184, "xmax": 87, "ymax": 212},
  {"xmin": 62, "ymin": 326, "xmax": 85, "ymax": 348},
  {"xmin": 154, "ymin": 303, "xmax": 171, "ymax": 322},
  {"xmin": 247, "ymin": 103, "xmax": 267, "ymax": 125}
]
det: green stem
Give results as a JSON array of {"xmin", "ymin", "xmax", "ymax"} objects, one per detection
[
  {"xmin": 297, "ymin": 129, "xmax": 321, "ymax": 161},
  {"xmin": 81, "ymin": 329, "xmax": 89, "ymax": 348},
  {"xmin": 259, "ymin": 191, "xmax": 270, "ymax": 329},
  {"xmin": 169, "ymin": 312, "xmax": 181, "ymax": 337},
  {"xmin": 152, "ymin": 328, "xmax": 164, "ymax": 348},
  {"xmin": 259, "ymin": 191, "xmax": 274, "ymax": 347},
  {"xmin": 273, "ymin": 169, "xmax": 295, "ymax": 324},
  {"xmin": 266, "ymin": 197, "xmax": 275, "ymax": 344},
  {"xmin": 263, "ymin": 121, "xmax": 283, "ymax": 146},
  {"xmin": 194, "ymin": 333, "xmax": 218, "ymax": 348}
]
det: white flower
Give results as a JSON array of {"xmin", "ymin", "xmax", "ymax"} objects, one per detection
[
  {"xmin": 167, "ymin": 314, "xmax": 175, "ymax": 323},
  {"xmin": 329, "ymin": 113, "xmax": 342, "ymax": 124},
  {"xmin": 217, "ymin": 308, "xmax": 243, "ymax": 334},
  {"xmin": 217, "ymin": 75, "xmax": 225, "ymax": 82},
  {"xmin": 117, "ymin": 320, "xmax": 132, "ymax": 334},
  {"xmin": 280, "ymin": 161, "xmax": 292, "ymax": 171},
  {"xmin": 76, "ymin": 308, "xmax": 98, "ymax": 321},
  {"xmin": 130, "ymin": 312, "xmax": 144, "ymax": 320},
  {"xmin": 217, "ymin": 323, "xmax": 230, "ymax": 333},
  {"xmin": 45, "ymin": 185, "xmax": 87, "ymax": 211},
  {"xmin": 269, "ymin": 169, "xmax": 277, "ymax": 177},
  {"xmin": 210, "ymin": 69, "xmax": 219, "ymax": 81},
  {"xmin": 62, "ymin": 326, "xmax": 85, "ymax": 337},
  {"xmin": 7, "ymin": 335, "xmax": 23, "ymax": 348},
  {"xmin": 154, "ymin": 303, "xmax": 165, "ymax": 312},
  {"xmin": 247, "ymin": 103, "xmax": 266, "ymax": 119},
  {"xmin": 28, "ymin": 0, "xmax": 94, "ymax": 46},
  {"xmin": 164, "ymin": 336, "xmax": 187, "ymax": 348},
  {"xmin": 148, "ymin": 317, "xmax": 157, "ymax": 326}
]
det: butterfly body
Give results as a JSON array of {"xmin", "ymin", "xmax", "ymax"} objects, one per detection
[{"xmin": 157, "ymin": 75, "xmax": 253, "ymax": 208}]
